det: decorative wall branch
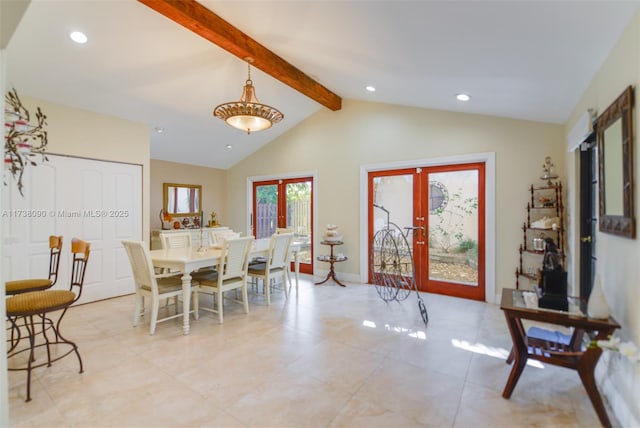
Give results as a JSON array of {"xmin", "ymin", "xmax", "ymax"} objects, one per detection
[{"xmin": 4, "ymin": 88, "xmax": 49, "ymax": 196}]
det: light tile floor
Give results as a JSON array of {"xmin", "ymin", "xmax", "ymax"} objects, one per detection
[{"xmin": 7, "ymin": 276, "xmax": 618, "ymax": 427}]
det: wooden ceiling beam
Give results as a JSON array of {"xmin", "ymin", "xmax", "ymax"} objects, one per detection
[{"xmin": 138, "ymin": 0, "xmax": 342, "ymax": 111}]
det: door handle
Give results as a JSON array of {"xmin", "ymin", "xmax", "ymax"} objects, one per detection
[
  {"xmin": 407, "ymin": 225, "xmax": 425, "ymax": 237},
  {"xmin": 581, "ymin": 236, "xmax": 592, "ymax": 243}
]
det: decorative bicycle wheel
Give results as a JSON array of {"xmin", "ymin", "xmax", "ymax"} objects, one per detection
[{"xmin": 370, "ymin": 223, "xmax": 414, "ymax": 302}]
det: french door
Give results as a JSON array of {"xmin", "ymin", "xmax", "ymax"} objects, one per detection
[
  {"xmin": 369, "ymin": 163, "xmax": 485, "ymax": 300},
  {"xmin": 252, "ymin": 177, "xmax": 313, "ymax": 274}
]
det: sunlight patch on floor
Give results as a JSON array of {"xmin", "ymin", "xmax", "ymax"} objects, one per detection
[
  {"xmin": 361, "ymin": 320, "xmax": 427, "ymax": 340},
  {"xmin": 451, "ymin": 338, "xmax": 545, "ymax": 368}
]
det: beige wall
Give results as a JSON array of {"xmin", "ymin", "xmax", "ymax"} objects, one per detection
[
  {"xmin": 226, "ymin": 99, "xmax": 565, "ymax": 296},
  {"xmin": 21, "ymin": 95, "xmax": 151, "ymax": 243},
  {"xmin": 564, "ymin": 11, "xmax": 640, "ymax": 426},
  {"xmin": 150, "ymin": 159, "xmax": 226, "ymax": 231}
]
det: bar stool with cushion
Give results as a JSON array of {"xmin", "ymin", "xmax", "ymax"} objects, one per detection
[
  {"xmin": 6, "ymin": 235, "xmax": 64, "ymax": 351},
  {"xmin": 6, "ymin": 238, "xmax": 91, "ymax": 402},
  {"xmin": 5, "ymin": 235, "xmax": 63, "ymax": 295}
]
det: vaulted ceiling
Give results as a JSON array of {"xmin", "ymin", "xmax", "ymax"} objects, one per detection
[{"xmin": 6, "ymin": 1, "xmax": 640, "ymax": 169}]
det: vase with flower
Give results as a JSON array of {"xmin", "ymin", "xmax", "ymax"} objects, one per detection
[{"xmin": 159, "ymin": 209, "xmax": 173, "ymax": 230}]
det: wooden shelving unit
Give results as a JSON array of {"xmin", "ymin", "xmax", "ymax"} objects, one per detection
[{"xmin": 515, "ymin": 183, "xmax": 565, "ymax": 289}]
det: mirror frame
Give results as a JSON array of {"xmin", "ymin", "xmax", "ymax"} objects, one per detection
[
  {"xmin": 163, "ymin": 183, "xmax": 202, "ymax": 217},
  {"xmin": 597, "ymin": 85, "xmax": 635, "ymax": 238}
]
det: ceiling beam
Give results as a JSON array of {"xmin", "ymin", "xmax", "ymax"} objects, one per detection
[{"xmin": 138, "ymin": 0, "xmax": 342, "ymax": 111}]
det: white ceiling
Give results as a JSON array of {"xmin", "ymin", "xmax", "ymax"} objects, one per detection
[{"xmin": 6, "ymin": 1, "xmax": 640, "ymax": 169}]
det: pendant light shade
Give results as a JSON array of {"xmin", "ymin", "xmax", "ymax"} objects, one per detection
[{"xmin": 213, "ymin": 59, "xmax": 283, "ymax": 134}]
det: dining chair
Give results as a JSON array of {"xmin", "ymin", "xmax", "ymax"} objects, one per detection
[
  {"xmin": 274, "ymin": 228, "xmax": 295, "ymax": 284},
  {"xmin": 275, "ymin": 228, "xmax": 294, "ymax": 234},
  {"xmin": 5, "ymin": 235, "xmax": 63, "ymax": 295},
  {"xmin": 122, "ymin": 240, "xmax": 199, "ymax": 335},
  {"xmin": 6, "ymin": 238, "xmax": 90, "ymax": 402},
  {"xmin": 208, "ymin": 229, "xmax": 241, "ymax": 246},
  {"xmin": 193, "ymin": 236, "xmax": 253, "ymax": 323},
  {"xmin": 157, "ymin": 230, "xmax": 196, "ymax": 279},
  {"xmin": 159, "ymin": 231, "xmax": 192, "ymax": 249},
  {"xmin": 248, "ymin": 232, "xmax": 293, "ymax": 305}
]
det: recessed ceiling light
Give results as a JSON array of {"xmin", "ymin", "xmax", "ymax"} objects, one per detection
[
  {"xmin": 365, "ymin": 86, "xmax": 376, "ymax": 92},
  {"xmin": 226, "ymin": 144, "xmax": 232, "ymax": 149},
  {"xmin": 154, "ymin": 127, "xmax": 164, "ymax": 133},
  {"xmin": 456, "ymin": 93, "xmax": 471, "ymax": 102},
  {"xmin": 69, "ymin": 31, "xmax": 88, "ymax": 44}
]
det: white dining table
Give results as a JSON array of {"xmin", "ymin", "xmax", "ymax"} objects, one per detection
[{"xmin": 149, "ymin": 238, "xmax": 302, "ymax": 335}]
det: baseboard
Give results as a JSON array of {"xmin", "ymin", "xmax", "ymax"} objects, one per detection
[
  {"xmin": 595, "ymin": 350, "xmax": 640, "ymax": 427},
  {"xmin": 312, "ymin": 269, "xmax": 361, "ymax": 285}
]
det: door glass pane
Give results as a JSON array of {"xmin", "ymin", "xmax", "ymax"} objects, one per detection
[
  {"xmin": 372, "ymin": 175, "xmax": 413, "ymax": 236},
  {"xmin": 286, "ymin": 181, "xmax": 312, "ymax": 265},
  {"xmin": 371, "ymin": 174, "xmax": 415, "ymax": 286},
  {"xmin": 255, "ymin": 184, "xmax": 278, "ymax": 239},
  {"xmin": 428, "ymin": 170, "xmax": 479, "ymax": 286}
]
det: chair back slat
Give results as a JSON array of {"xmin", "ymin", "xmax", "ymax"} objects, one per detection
[
  {"xmin": 48, "ymin": 235, "xmax": 63, "ymax": 286},
  {"xmin": 160, "ymin": 231, "xmax": 192, "ymax": 249},
  {"xmin": 269, "ymin": 233, "xmax": 293, "ymax": 270},
  {"xmin": 220, "ymin": 237, "xmax": 253, "ymax": 280},
  {"xmin": 69, "ymin": 238, "xmax": 91, "ymax": 302},
  {"xmin": 209, "ymin": 230, "xmax": 241, "ymax": 245}
]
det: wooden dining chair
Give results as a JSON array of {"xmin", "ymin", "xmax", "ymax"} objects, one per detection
[
  {"xmin": 248, "ymin": 233, "xmax": 293, "ymax": 305},
  {"xmin": 122, "ymin": 240, "xmax": 199, "ymax": 335},
  {"xmin": 6, "ymin": 238, "xmax": 91, "ymax": 402},
  {"xmin": 5, "ymin": 235, "xmax": 63, "ymax": 295},
  {"xmin": 193, "ymin": 237, "xmax": 253, "ymax": 323}
]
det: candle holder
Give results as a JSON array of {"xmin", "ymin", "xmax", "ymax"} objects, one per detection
[{"xmin": 197, "ymin": 211, "xmax": 206, "ymax": 252}]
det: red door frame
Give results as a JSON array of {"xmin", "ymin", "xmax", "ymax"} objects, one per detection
[
  {"xmin": 253, "ymin": 177, "xmax": 314, "ymax": 275},
  {"xmin": 423, "ymin": 163, "xmax": 485, "ymax": 301},
  {"xmin": 368, "ymin": 168, "xmax": 420, "ymax": 283},
  {"xmin": 368, "ymin": 163, "xmax": 485, "ymax": 301}
]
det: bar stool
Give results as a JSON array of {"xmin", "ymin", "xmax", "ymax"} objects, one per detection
[
  {"xmin": 6, "ymin": 238, "xmax": 91, "ymax": 402},
  {"xmin": 6, "ymin": 236, "xmax": 63, "ymax": 351},
  {"xmin": 6, "ymin": 235, "xmax": 63, "ymax": 295}
]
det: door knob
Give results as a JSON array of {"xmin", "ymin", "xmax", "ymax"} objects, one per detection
[{"xmin": 581, "ymin": 236, "xmax": 592, "ymax": 243}]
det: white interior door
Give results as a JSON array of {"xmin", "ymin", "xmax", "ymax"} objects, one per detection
[{"xmin": 2, "ymin": 154, "xmax": 142, "ymax": 303}]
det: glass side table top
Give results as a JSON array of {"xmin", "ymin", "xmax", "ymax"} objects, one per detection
[{"xmin": 511, "ymin": 289, "xmax": 585, "ymax": 316}]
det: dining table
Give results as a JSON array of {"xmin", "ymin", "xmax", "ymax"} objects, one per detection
[{"xmin": 149, "ymin": 238, "xmax": 302, "ymax": 335}]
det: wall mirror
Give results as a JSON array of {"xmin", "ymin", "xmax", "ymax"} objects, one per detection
[
  {"xmin": 163, "ymin": 183, "xmax": 202, "ymax": 217},
  {"xmin": 597, "ymin": 85, "xmax": 635, "ymax": 238}
]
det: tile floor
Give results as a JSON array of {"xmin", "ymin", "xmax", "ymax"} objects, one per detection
[{"xmin": 7, "ymin": 276, "xmax": 617, "ymax": 427}]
